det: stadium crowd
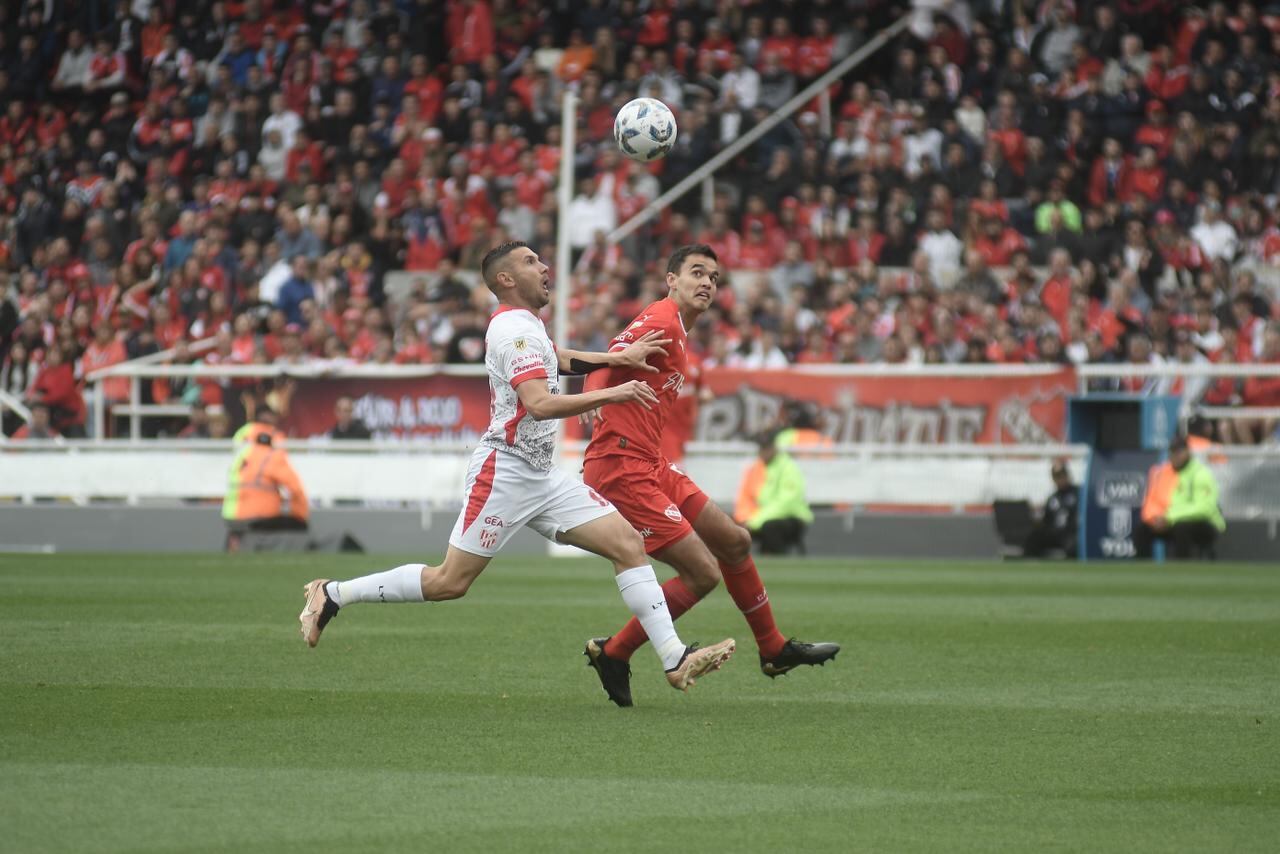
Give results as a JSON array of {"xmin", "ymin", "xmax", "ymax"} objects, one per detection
[{"xmin": 2, "ymin": 0, "xmax": 1280, "ymax": 440}]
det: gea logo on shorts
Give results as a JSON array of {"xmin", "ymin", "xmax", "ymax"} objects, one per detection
[
  {"xmin": 484, "ymin": 515, "xmax": 504, "ymax": 528},
  {"xmin": 664, "ymin": 504, "xmax": 682, "ymax": 521}
]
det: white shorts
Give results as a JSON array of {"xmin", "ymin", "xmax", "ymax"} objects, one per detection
[{"xmin": 448, "ymin": 447, "xmax": 617, "ymax": 557}]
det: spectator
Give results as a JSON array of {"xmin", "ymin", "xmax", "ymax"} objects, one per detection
[
  {"xmin": 277, "ymin": 256, "xmax": 315, "ymax": 326},
  {"xmin": 1239, "ymin": 323, "xmax": 1280, "ymax": 442},
  {"xmin": 329, "ymin": 395, "xmax": 372, "ymax": 440},
  {"xmin": 81, "ymin": 323, "xmax": 129, "ymax": 436},
  {"xmin": 85, "ymin": 35, "xmax": 127, "ymax": 97},
  {"xmin": 27, "ymin": 345, "xmax": 86, "ymax": 438},
  {"xmin": 1189, "ymin": 201, "xmax": 1238, "ymax": 264},
  {"xmin": 276, "ymin": 209, "xmax": 322, "ymax": 261},
  {"xmin": 1, "ymin": 340, "xmax": 36, "ymax": 435},
  {"xmin": 51, "ymin": 29, "xmax": 92, "ymax": 97},
  {"xmin": 1022, "ymin": 460, "xmax": 1080, "ymax": 558},
  {"xmin": 0, "ymin": 0, "xmax": 1275, "ymax": 448},
  {"xmin": 919, "ymin": 209, "xmax": 964, "ymax": 285},
  {"xmin": 10, "ymin": 402, "xmax": 60, "ymax": 440},
  {"xmin": 721, "ymin": 51, "xmax": 760, "ymax": 111}
]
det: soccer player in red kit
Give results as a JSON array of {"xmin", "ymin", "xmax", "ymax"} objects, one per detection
[
  {"xmin": 661, "ymin": 348, "xmax": 704, "ymax": 463},
  {"xmin": 581, "ymin": 244, "xmax": 839, "ymax": 706}
]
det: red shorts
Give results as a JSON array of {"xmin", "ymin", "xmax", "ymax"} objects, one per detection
[{"xmin": 583, "ymin": 454, "xmax": 710, "ymax": 553}]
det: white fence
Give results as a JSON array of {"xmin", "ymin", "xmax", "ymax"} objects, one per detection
[
  {"xmin": 0, "ymin": 438, "xmax": 1081, "ymax": 509},
  {"xmin": 3, "ymin": 438, "xmax": 1278, "ymax": 521}
]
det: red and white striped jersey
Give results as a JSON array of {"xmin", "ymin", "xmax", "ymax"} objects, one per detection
[{"xmin": 478, "ymin": 306, "xmax": 560, "ymax": 470}]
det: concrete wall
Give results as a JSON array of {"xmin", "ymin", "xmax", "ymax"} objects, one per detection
[{"xmin": 3, "ymin": 504, "xmax": 1277, "ymax": 561}]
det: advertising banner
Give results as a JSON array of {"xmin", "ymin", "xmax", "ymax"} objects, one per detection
[
  {"xmin": 1081, "ymin": 450, "xmax": 1160, "ymax": 559},
  {"xmin": 696, "ymin": 368, "xmax": 1076, "ymax": 444},
  {"xmin": 281, "ymin": 375, "xmax": 491, "ymax": 442},
  {"xmin": 277, "ymin": 367, "xmax": 1075, "ymax": 445}
]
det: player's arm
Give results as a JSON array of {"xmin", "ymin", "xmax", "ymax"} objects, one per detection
[
  {"xmin": 515, "ymin": 375, "xmax": 658, "ymax": 421},
  {"xmin": 557, "ymin": 330, "xmax": 670, "ymax": 375}
]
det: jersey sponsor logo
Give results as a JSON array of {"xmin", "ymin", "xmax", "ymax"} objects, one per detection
[
  {"xmin": 638, "ymin": 527, "xmax": 654, "ymax": 538},
  {"xmin": 664, "ymin": 503, "xmax": 682, "ymax": 521},
  {"xmin": 479, "ymin": 528, "xmax": 499, "ymax": 550},
  {"xmin": 615, "ymin": 330, "xmax": 635, "ymax": 343},
  {"xmin": 662, "ymin": 372, "xmax": 685, "ymax": 394}
]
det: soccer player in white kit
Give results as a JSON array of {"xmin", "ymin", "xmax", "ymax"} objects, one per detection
[{"xmin": 300, "ymin": 242, "xmax": 735, "ymax": 694}]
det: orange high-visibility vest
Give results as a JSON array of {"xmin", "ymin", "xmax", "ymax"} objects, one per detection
[
  {"xmin": 1141, "ymin": 462, "xmax": 1178, "ymax": 525},
  {"xmin": 734, "ymin": 458, "xmax": 766, "ymax": 525},
  {"xmin": 222, "ymin": 435, "xmax": 309, "ymax": 523}
]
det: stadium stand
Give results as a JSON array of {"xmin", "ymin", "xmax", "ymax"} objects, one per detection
[{"xmin": 1, "ymin": 0, "xmax": 1279, "ymax": 443}]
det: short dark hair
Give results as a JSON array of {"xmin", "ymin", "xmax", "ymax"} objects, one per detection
[
  {"xmin": 1168, "ymin": 435, "xmax": 1189, "ymax": 454},
  {"xmin": 666, "ymin": 244, "xmax": 718, "ymax": 276},
  {"xmin": 481, "ymin": 240, "xmax": 529, "ymax": 291}
]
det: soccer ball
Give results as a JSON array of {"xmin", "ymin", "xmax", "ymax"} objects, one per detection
[{"xmin": 613, "ymin": 98, "xmax": 678, "ymax": 162}]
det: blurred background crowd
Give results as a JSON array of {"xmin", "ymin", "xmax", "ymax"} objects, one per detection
[{"xmin": 2, "ymin": 0, "xmax": 1280, "ymax": 440}]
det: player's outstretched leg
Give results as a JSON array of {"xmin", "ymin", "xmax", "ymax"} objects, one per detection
[
  {"xmin": 692, "ymin": 502, "xmax": 840, "ymax": 677},
  {"xmin": 584, "ymin": 637, "xmax": 633, "ymax": 707},
  {"xmin": 560, "ymin": 512, "xmax": 734, "ymax": 705},
  {"xmin": 299, "ymin": 578, "xmax": 340, "ymax": 648},
  {"xmin": 597, "ymin": 531, "xmax": 721, "ymax": 666},
  {"xmin": 299, "ymin": 549, "xmax": 491, "ymax": 647},
  {"xmin": 758, "ymin": 638, "xmax": 841, "ymax": 678}
]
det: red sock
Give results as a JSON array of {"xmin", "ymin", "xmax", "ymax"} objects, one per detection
[
  {"xmin": 720, "ymin": 557, "xmax": 787, "ymax": 659},
  {"xmin": 604, "ymin": 576, "xmax": 700, "ymax": 661}
]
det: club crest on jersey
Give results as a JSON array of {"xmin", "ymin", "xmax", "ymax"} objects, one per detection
[
  {"xmin": 664, "ymin": 504, "xmax": 682, "ymax": 521},
  {"xmin": 662, "ymin": 372, "xmax": 685, "ymax": 394}
]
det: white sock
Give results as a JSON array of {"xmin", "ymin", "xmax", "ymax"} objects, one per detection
[
  {"xmin": 332, "ymin": 564, "xmax": 426, "ymax": 605},
  {"xmin": 615, "ymin": 565, "xmax": 686, "ymax": 670}
]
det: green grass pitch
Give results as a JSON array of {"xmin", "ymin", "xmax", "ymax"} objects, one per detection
[{"xmin": 3, "ymin": 554, "xmax": 1278, "ymax": 853}]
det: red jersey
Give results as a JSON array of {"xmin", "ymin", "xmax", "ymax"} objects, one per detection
[
  {"xmin": 584, "ymin": 298, "xmax": 690, "ymax": 464},
  {"xmin": 662, "ymin": 351, "xmax": 703, "ymax": 462}
]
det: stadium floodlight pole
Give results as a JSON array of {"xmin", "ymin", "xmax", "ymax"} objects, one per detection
[
  {"xmin": 607, "ymin": 15, "xmax": 910, "ymax": 244},
  {"xmin": 550, "ymin": 90, "xmax": 586, "ymax": 558},
  {"xmin": 554, "ymin": 89, "xmax": 577, "ymax": 349}
]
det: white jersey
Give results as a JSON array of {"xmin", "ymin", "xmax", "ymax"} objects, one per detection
[{"xmin": 477, "ymin": 306, "xmax": 559, "ymax": 470}]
